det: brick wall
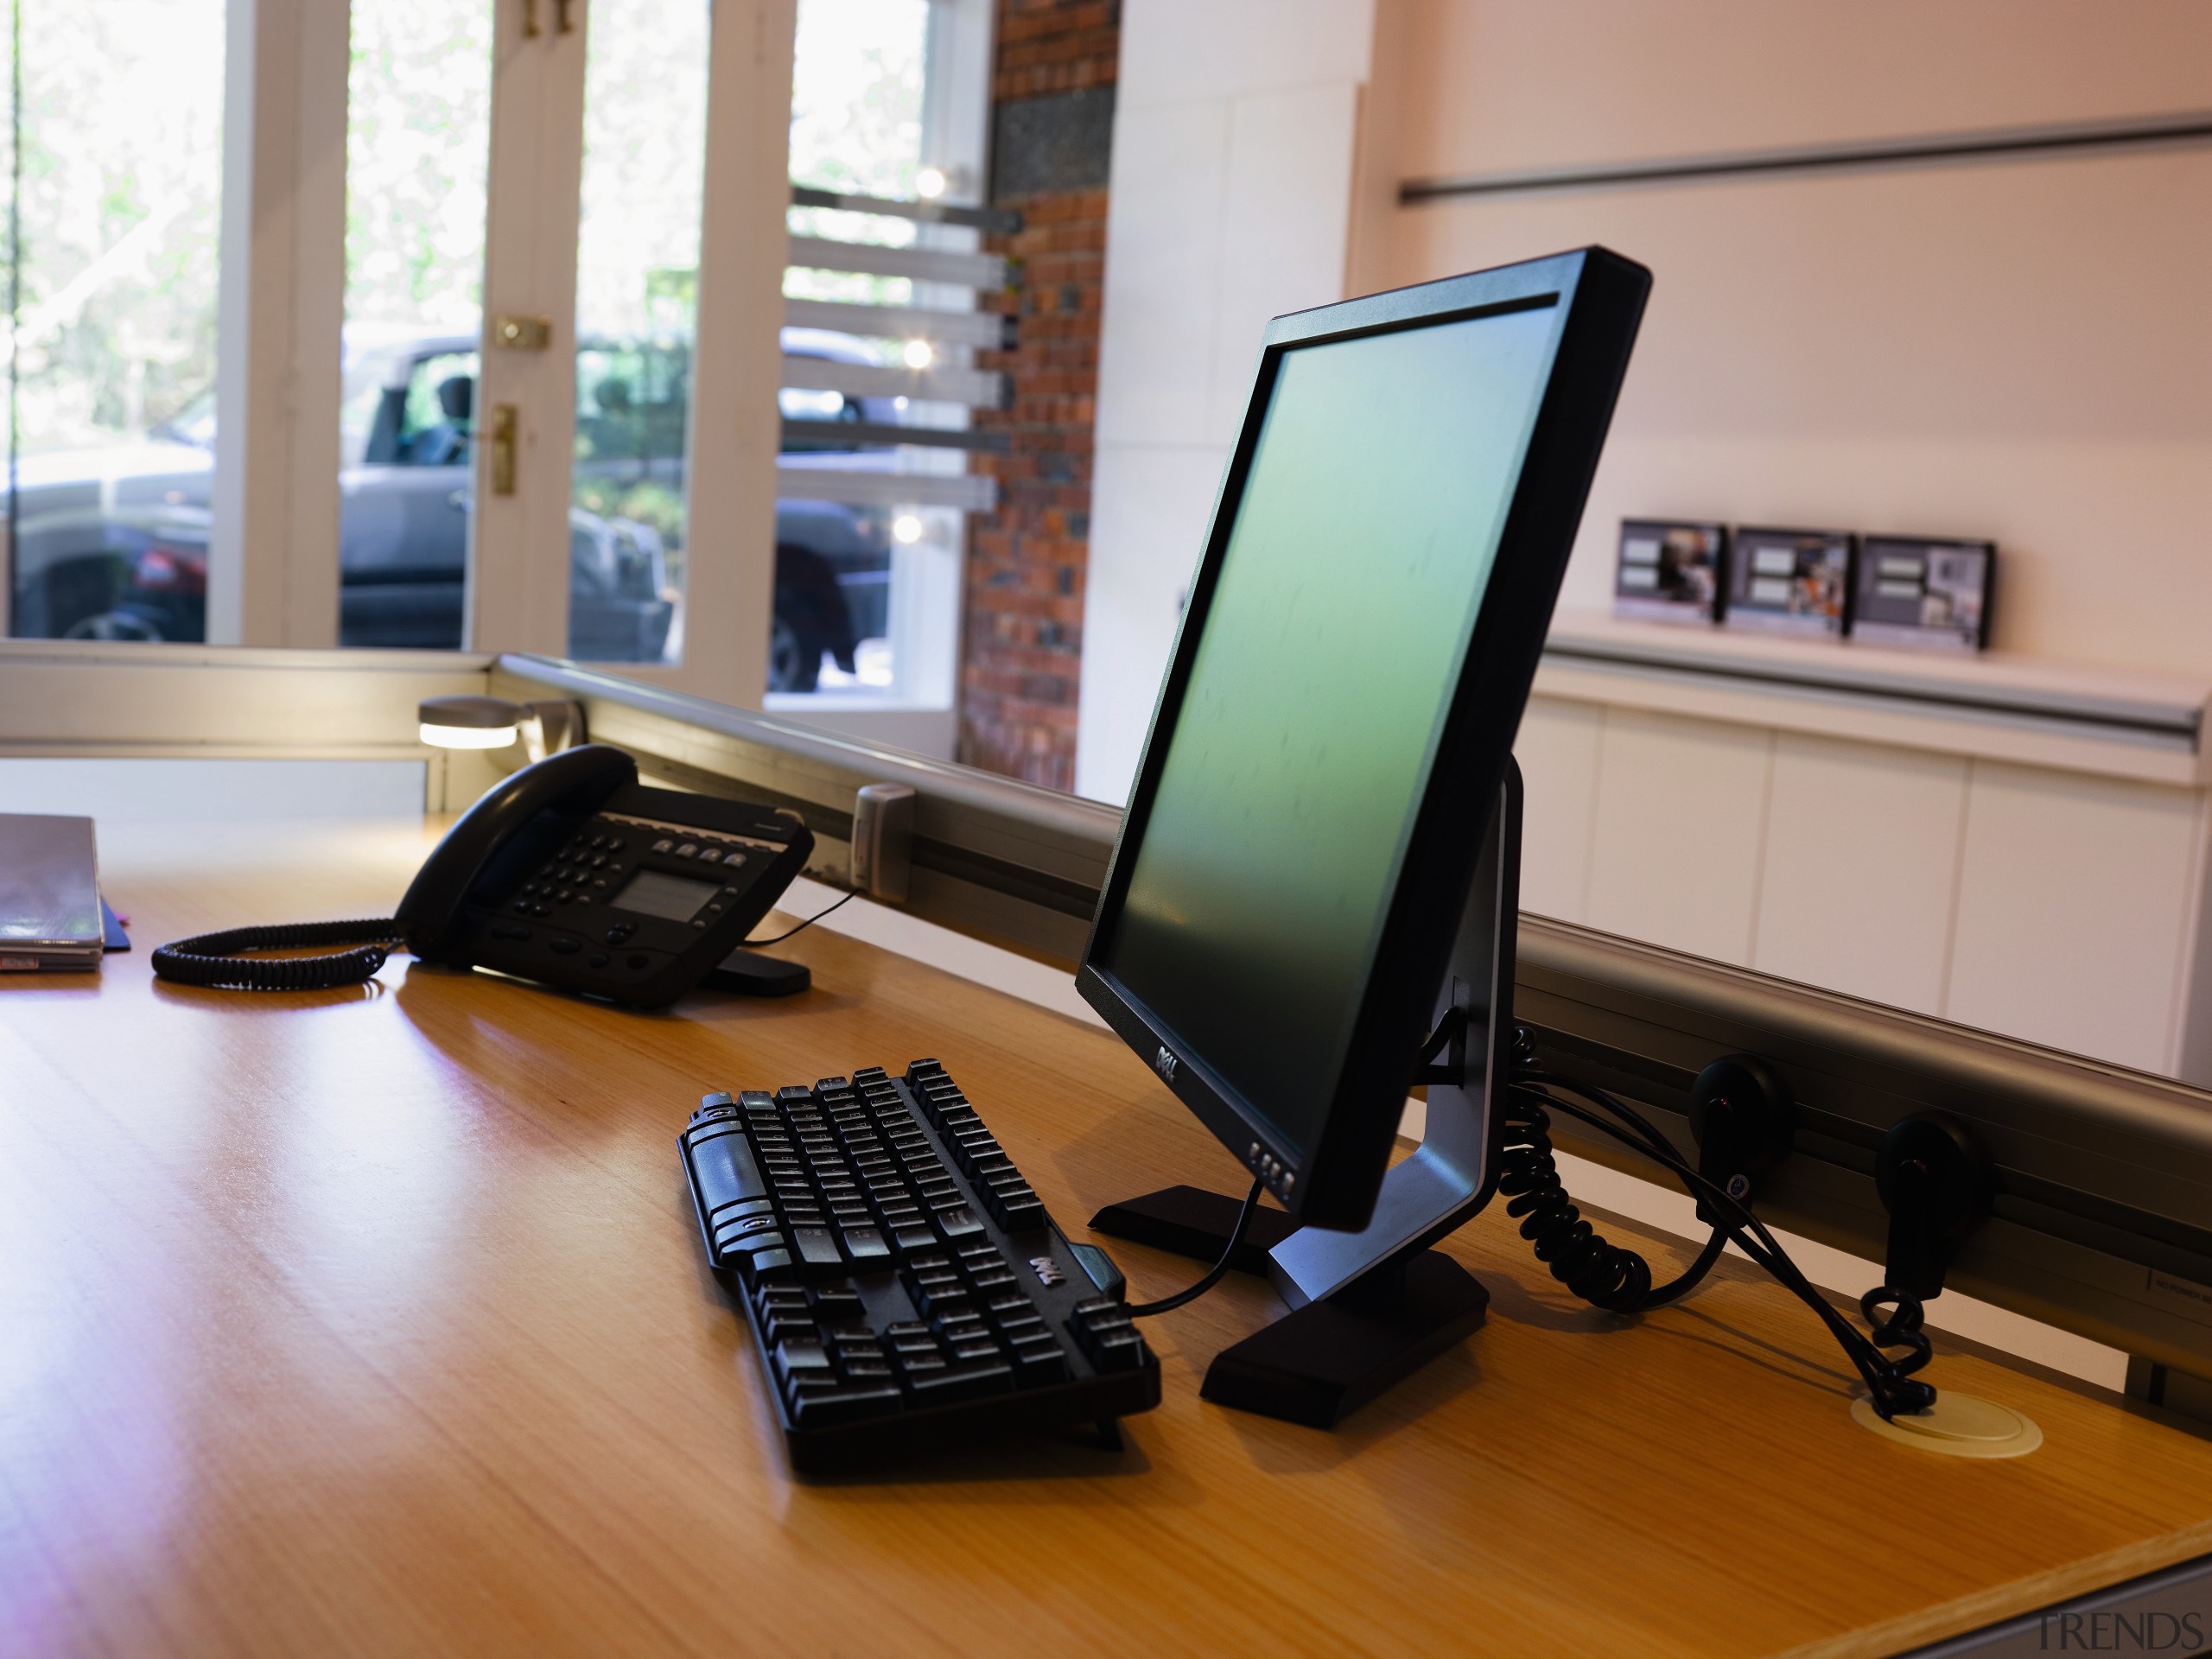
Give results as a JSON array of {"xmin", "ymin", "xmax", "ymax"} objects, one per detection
[{"xmin": 958, "ymin": 1, "xmax": 1119, "ymax": 791}]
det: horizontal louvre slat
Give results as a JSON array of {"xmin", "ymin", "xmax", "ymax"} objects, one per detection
[
  {"xmin": 780, "ymin": 419, "xmax": 1008, "ymax": 454},
  {"xmin": 781, "ymin": 353, "xmax": 1006, "ymax": 410},
  {"xmin": 774, "ymin": 465, "xmax": 997, "ymax": 512},
  {"xmin": 783, "ymin": 296, "xmax": 1011, "ymax": 349},
  {"xmin": 787, "ymin": 234, "xmax": 1006, "ymax": 288},
  {"xmin": 790, "ymin": 183, "xmax": 1021, "ymax": 235}
]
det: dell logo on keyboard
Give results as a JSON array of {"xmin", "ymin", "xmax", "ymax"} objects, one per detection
[
  {"xmin": 1030, "ymin": 1256, "xmax": 1065, "ymax": 1287},
  {"xmin": 1154, "ymin": 1046, "xmax": 1178, "ymax": 1084}
]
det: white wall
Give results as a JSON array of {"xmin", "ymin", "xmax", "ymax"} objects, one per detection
[
  {"xmin": 1074, "ymin": 0, "xmax": 1378, "ymax": 803},
  {"xmin": 1369, "ymin": 0, "xmax": 2212, "ymax": 676}
]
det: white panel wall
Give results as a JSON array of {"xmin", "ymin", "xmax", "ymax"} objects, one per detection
[
  {"xmin": 1948, "ymin": 766, "xmax": 2207, "ymax": 1071},
  {"xmin": 1755, "ymin": 735, "xmax": 1968, "ymax": 1018},
  {"xmin": 1517, "ymin": 691, "xmax": 2212, "ymax": 1079},
  {"xmin": 1075, "ymin": 0, "xmax": 1377, "ymax": 804},
  {"xmin": 1510, "ymin": 699, "xmax": 1602, "ymax": 923},
  {"xmin": 1583, "ymin": 709, "xmax": 1773, "ymax": 967}
]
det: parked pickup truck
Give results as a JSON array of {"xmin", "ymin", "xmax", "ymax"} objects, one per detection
[{"xmin": 8, "ymin": 327, "xmax": 898, "ymax": 690}]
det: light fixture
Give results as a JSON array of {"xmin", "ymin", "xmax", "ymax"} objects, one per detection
[
  {"xmin": 915, "ymin": 166, "xmax": 947, "ymax": 200},
  {"xmin": 419, "ymin": 694, "xmax": 519, "ymax": 749},
  {"xmin": 901, "ymin": 338, "xmax": 934, "ymax": 370},
  {"xmin": 417, "ymin": 695, "xmax": 588, "ymax": 760},
  {"xmin": 892, "ymin": 514, "xmax": 925, "ymax": 545}
]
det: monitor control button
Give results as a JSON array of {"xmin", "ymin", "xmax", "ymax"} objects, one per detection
[{"xmin": 550, "ymin": 938, "xmax": 582, "ymax": 955}]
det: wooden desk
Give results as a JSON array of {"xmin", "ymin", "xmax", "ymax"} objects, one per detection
[{"xmin": 6, "ymin": 817, "xmax": 2211, "ymax": 1658}]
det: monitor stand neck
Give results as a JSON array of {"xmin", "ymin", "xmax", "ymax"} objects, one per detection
[{"xmin": 1090, "ymin": 763, "xmax": 1520, "ymax": 1427}]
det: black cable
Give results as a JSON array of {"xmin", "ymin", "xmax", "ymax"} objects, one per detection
[
  {"xmin": 151, "ymin": 918, "xmax": 403, "ymax": 991},
  {"xmin": 1124, "ymin": 1176, "xmax": 1266, "ymax": 1319},
  {"xmin": 1508, "ymin": 1029, "xmax": 1936, "ymax": 1418},
  {"xmin": 744, "ymin": 889, "xmax": 855, "ymax": 946},
  {"xmin": 1498, "ymin": 1084, "xmax": 1728, "ymax": 1312}
]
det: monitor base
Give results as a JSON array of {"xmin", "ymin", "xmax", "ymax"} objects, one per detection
[{"xmin": 1091, "ymin": 1185, "xmax": 1489, "ymax": 1428}]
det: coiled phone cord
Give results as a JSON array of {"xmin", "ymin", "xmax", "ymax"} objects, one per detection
[
  {"xmin": 152, "ymin": 918, "xmax": 404, "ymax": 992},
  {"xmin": 1507, "ymin": 1027, "xmax": 1936, "ymax": 1420},
  {"xmin": 150, "ymin": 891, "xmax": 864, "ymax": 995}
]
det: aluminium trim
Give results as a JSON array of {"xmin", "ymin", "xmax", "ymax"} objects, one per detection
[{"xmin": 1402, "ymin": 109, "xmax": 2212, "ymax": 204}]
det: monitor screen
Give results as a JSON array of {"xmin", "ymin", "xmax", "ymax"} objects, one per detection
[{"xmin": 1093, "ymin": 301, "xmax": 1563, "ymax": 1161}]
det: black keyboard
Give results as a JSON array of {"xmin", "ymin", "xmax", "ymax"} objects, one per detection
[{"xmin": 679, "ymin": 1058, "xmax": 1160, "ymax": 1470}]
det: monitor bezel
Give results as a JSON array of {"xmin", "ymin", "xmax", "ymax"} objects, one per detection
[{"xmin": 1075, "ymin": 247, "xmax": 1651, "ymax": 1231}]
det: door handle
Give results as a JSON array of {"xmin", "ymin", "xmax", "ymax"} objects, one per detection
[{"xmin": 490, "ymin": 406, "xmax": 518, "ymax": 497}]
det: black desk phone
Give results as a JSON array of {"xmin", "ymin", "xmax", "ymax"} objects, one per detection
[{"xmin": 153, "ymin": 744, "xmax": 816, "ymax": 1008}]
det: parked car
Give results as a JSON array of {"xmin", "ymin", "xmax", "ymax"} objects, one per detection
[{"xmin": 6, "ymin": 327, "xmax": 900, "ymax": 689}]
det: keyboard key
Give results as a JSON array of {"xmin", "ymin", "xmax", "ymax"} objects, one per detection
[
  {"xmin": 774, "ymin": 1338, "xmax": 832, "ymax": 1382},
  {"xmin": 935, "ymin": 1205, "xmax": 986, "ymax": 1241},
  {"xmin": 791, "ymin": 1227, "xmax": 843, "ymax": 1269},
  {"xmin": 842, "ymin": 1226, "xmax": 892, "ymax": 1265},
  {"xmin": 949, "ymin": 1339, "xmax": 1002, "ymax": 1364},
  {"xmin": 743, "ymin": 1247, "xmax": 797, "ymax": 1283},
  {"xmin": 688, "ymin": 1130, "xmax": 768, "ymax": 1215},
  {"xmin": 763, "ymin": 1313, "xmax": 817, "ymax": 1347},
  {"xmin": 715, "ymin": 1213, "xmax": 783, "ymax": 1255},
  {"xmin": 1089, "ymin": 1329, "xmax": 1147, "ymax": 1373},
  {"xmin": 811, "ymin": 1287, "xmax": 864, "ymax": 1319}
]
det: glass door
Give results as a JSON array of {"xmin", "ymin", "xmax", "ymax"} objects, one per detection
[
  {"xmin": 565, "ymin": 0, "xmax": 710, "ymax": 664},
  {"xmin": 337, "ymin": 0, "xmax": 495, "ymax": 649}
]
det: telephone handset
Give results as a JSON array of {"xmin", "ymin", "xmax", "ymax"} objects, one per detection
[{"xmin": 153, "ymin": 744, "xmax": 816, "ymax": 1009}]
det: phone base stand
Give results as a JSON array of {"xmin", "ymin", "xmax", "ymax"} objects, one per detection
[
  {"xmin": 705, "ymin": 949, "xmax": 811, "ymax": 997},
  {"xmin": 1090, "ymin": 1185, "xmax": 1490, "ymax": 1428}
]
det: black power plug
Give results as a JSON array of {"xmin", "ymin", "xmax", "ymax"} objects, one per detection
[
  {"xmin": 1874, "ymin": 1112, "xmax": 1994, "ymax": 1301},
  {"xmin": 1687, "ymin": 1053, "xmax": 1796, "ymax": 1225}
]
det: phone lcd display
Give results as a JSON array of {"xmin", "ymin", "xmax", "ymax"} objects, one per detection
[{"xmin": 612, "ymin": 868, "xmax": 721, "ymax": 923}]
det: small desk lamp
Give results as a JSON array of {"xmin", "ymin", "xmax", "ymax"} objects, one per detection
[{"xmin": 418, "ymin": 695, "xmax": 587, "ymax": 762}]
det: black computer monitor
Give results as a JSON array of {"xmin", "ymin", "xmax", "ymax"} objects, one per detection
[{"xmin": 1076, "ymin": 250, "xmax": 1648, "ymax": 1414}]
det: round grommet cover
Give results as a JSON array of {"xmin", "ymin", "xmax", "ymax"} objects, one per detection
[{"xmin": 1849, "ymin": 1391, "xmax": 2043, "ymax": 1458}]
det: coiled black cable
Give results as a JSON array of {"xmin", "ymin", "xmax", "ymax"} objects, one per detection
[
  {"xmin": 152, "ymin": 918, "xmax": 404, "ymax": 991},
  {"xmin": 1507, "ymin": 1027, "xmax": 1936, "ymax": 1420},
  {"xmin": 1498, "ymin": 1084, "xmax": 1726, "ymax": 1312}
]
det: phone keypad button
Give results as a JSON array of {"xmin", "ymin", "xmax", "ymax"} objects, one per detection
[
  {"xmin": 511, "ymin": 900, "xmax": 531, "ymax": 915},
  {"xmin": 588, "ymin": 951, "xmax": 609, "ymax": 968},
  {"xmin": 626, "ymin": 953, "xmax": 650, "ymax": 969},
  {"xmin": 652, "ymin": 838, "xmax": 675, "ymax": 853},
  {"xmin": 550, "ymin": 938, "xmax": 581, "ymax": 955},
  {"xmin": 606, "ymin": 839, "xmax": 626, "ymax": 853},
  {"xmin": 697, "ymin": 849, "xmax": 722, "ymax": 865},
  {"xmin": 605, "ymin": 924, "xmax": 636, "ymax": 944},
  {"xmin": 555, "ymin": 888, "xmax": 574, "ymax": 903},
  {"xmin": 676, "ymin": 842, "xmax": 698, "ymax": 858}
]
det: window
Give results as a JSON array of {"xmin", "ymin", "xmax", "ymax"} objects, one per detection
[{"xmin": 3, "ymin": 0, "xmax": 226, "ymax": 643}]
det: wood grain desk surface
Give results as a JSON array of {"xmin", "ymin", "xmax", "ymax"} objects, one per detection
[{"xmin": 5, "ymin": 816, "xmax": 2211, "ymax": 1659}]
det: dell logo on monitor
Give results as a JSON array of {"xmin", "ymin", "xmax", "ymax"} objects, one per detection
[{"xmin": 1154, "ymin": 1046, "xmax": 1178, "ymax": 1084}]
